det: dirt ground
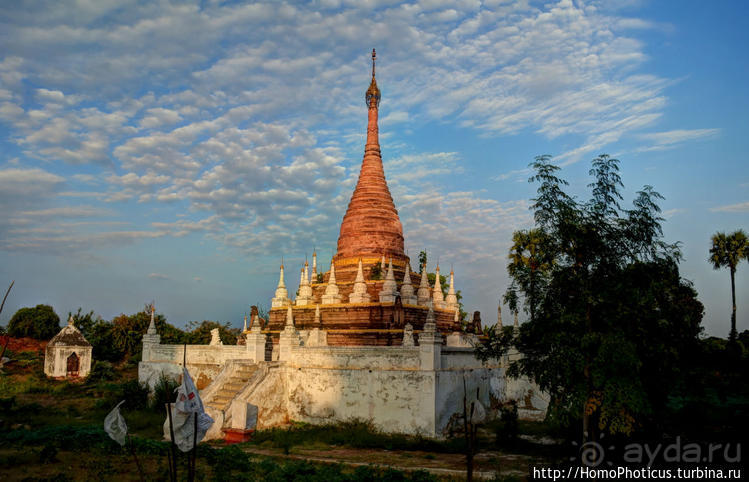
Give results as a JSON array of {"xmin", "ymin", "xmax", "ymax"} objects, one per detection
[{"xmin": 240, "ymin": 444, "xmax": 535, "ymax": 479}]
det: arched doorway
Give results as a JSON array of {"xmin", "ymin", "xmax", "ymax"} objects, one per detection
[{"xmin": 66, "ymin": 352, "xmax": 80, "ymax": 377}]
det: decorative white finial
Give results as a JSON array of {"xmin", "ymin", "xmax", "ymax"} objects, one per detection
[
  {"xmin": 417, "ymin": 263, "xmax": 431, "ymax": 306},
  {"xmin": 321, "ymin": 261, "xmax": 342, "ymax": 304},
  {"xmin": 379, "ymin": 258, "xmax": 397, "ymax": 303},
  {"xmin": 400, "ymin": 262, "xmax": 417, "ymax": 305},
  {"xmin": 432, "ymin": 264, "xmax": 445, "ymax": 309},
  {"xmin": 497, "ymin": 303, "xmax": 503, "ymax": 328},
  {"xmin": 68, "ymin": 314, "xmax": 74, "ymax": 326},
  {"xmin": 146, "ymin": 304, "xmax": 157, "ymax": 335},
  {"xmin": 297, "ymin": 262, "xmax": 314, "ymax": 306},
  {"xmin": 272, "ymin": 263, "xmax": 291, "ymax": 308},
  {"xmin": 445, "ymin": 268, "xmax": 458, "ymax": 311},
  {"xmin": 349, "ymin": 259, "xmax": 371, "ymax": 303},
  {"xmin": 243, "ymin": 314, "xmax": 248, "ymax": 332},
  {"xmin": 286, "ymin": 305, "xmax": 294, "ymax": 328}
]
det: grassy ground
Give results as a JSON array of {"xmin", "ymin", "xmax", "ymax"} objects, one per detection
[{"xmin": 0, "ymin": 341, "xmax": 564, "ymax": 480}]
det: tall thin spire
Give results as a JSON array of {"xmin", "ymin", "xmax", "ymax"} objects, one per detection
[
  {"xmin": 349, "ymin": 258, "xmax": 371, "ymax": 303},
  {"xmin": 417, "ymin": 263, "xmax": 431, "ymax": 305},
  {"xmin": 321, "ymin": 261, "xmax": 342, "ymax": 304},
  {"xmin": 335, "ymin": 50, "xmax": 406, "ymax": 264},
  {"xmin": 400, "ymin": 262, "xmax": 417, "ymax": 305},
  {"xmin": 147, "ymin": 303, "xmax": 157, "ymax": 335},
  {"xmin": 379, "ymin": 258, "xmax": 397, "ymax": 303},
  {"xmin": 272, "ymin": 263, "xmax": 290, "ymax": 308},
  {"xmin": 432, "ymin": 264, "xmax": 445, "ymax": 309},
  {"xmin": 445, "ymin": 268, "xmax": 458, "ymax": 311}
]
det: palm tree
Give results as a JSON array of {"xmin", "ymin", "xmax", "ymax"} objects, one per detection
[{"xmin": 709, "ymin": 230, "xmax": 749, "ymax": 341}]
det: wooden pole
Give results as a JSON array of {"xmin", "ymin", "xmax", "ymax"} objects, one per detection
[
  {"xmin": 166, "ymin": 402, "xmax": 177, "ymax": 482},
  {"xmin": 0, "ymin": 280, "xmax": 14, "ymax": 316},
  {"xmin": 190, "ymin": 412, "xmax": 198, "ymax": 481},
  {"xmin": 127, "ymin": 433, "xmax": 146, "ymax": 482}
]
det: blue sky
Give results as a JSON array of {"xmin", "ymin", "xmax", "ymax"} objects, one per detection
[{"xmin": 0, "ymin": 0, "xmax": 747, "ymax": 337}]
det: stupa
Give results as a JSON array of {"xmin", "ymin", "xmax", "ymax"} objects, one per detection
[
  {"xmin": 265, "ymin": 49, "xmax": 462, "ymax": 345},
  {"xmin": 138, "ymin": 51, "xmax": 549, "ymax": 440}
]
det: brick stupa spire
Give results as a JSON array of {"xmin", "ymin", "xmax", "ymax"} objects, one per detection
[{"xmin": 335, "ymin": 49, "xmax": 406, "ymax": 265}]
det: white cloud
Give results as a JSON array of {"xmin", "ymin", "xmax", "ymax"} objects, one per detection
[
  {"xmin": 637, "ymin": 128, "xmax": 720, "ymax": 152},
  {"xmin": 710, "ymin": 201, "xmax": 749, "ymax": 213},
  {"xmin": 148, "ymin": 273, "xmax": 171, "ymax": 281}
]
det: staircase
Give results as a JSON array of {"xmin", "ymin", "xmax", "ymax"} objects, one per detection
[{"xmin": 204, "ymin": 362, "xmax": 259, "ymax": 426}]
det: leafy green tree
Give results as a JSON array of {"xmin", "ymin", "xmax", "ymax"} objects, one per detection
[
  {"xmin": 7, "ymin": 304, "xmax": 60, "ymax": 340},
  {"xmin": 418, "ymin": 250, "xmax": 427, "ymax": 273},
  {"xmin": 184, "ymin": 320, "xmax": 239, "ymax": 345},
  {"xmin": 507, "ymin": 228, "xmax": 554, "ymax": 321},
  {"xmin": 477, "ymin": 155, "xmax": 703, "ymax": 442},
  {"xmin": 68, "ymin": 308, "xmax": 101, "ymax": 339},
  {"xmin": 709, "ymin": 230, "xmax": 749, "ymax": 342},
  {"xmin": 110, "ymin": 303, "xmax": 186, "ymax": 358}
]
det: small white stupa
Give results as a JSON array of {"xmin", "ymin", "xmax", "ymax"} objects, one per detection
[{"xmin": 44, "ymin": 315, "xmax": 93, "ymax": 379}]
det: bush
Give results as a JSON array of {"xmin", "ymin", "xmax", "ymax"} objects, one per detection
[
  {"xmin": 121, "ymin": 379, "xmax": 149, "ymax": 411},
  {"xmin": 7, "ymin": 305, "xmax": 60, "ymax": 340},
  {"xmin": 150, "ymin": 373, "xmax": 179, "ymax": 412},
  {"xmin": 496, "ymin": 401, "xmax": 519, "ymax": 443},
  {"xmin": 86, "ymin": 361, "xmax": 116, "ymax": 384}
]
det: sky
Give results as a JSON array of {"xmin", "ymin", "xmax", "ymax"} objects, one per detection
[{"xmin": 0, "ymin": 0, "xmax": 747, "ymax": 337}]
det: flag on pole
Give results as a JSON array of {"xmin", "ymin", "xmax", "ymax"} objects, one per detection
[
  {"xmin": 164, "ymin": 367, "xmax": 214, "ymax": 452},
  {"xmin": 104, "ymin": 400, "xmax": 128, "ymax": 446}
]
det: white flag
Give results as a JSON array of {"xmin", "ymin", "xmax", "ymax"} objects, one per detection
[
  {"xmin": 164, "ymin": 367, "xmax": 214, "ymax": 452},
  {"xmin": 104, "ymin": 400, "xmax": 128, "ymax": 446},
  {"xmin": 176, "ymin": 366, "xmax": 201, "ymax": 413}
]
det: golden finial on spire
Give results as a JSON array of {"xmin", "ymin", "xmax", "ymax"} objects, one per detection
[{"xmin": 366, "ymin": 48, "xmax": 381, "ymax": 108}]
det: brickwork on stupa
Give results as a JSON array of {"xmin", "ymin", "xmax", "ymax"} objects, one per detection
[{"xmin": 266, "ymin": 50, "xmax": 462, "ymax": 345}]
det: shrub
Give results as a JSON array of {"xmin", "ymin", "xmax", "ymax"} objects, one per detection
[
  {"xmin": 86, "ymin": 361, "xmax": 116, "ymax": 384},
  {"xmin": 496, "ymin": 401, "xmax": 519, "ymax": 443},
  {"xmin": 121, "ymin": 379, "xmax": 149, "ymax": 411},
  {"xmin": 7, "ymin": 305, "xmax": 60, "ymax": 340},
  {"xmin": 150, "ymin": 372, "xmax": 179, "ymax": 412}
]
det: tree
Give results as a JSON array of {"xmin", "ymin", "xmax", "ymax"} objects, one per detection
[
  {"xmin": 418, "ymin": 250, "xmax": 428, "ymax": 273},
  {"xmin": 477, "ymin": 155, "xmax": 703, "ymax": 443},
  {"xmin": 7, "ymin": 304, "xmax": 60, "ymax": 340},
  {"xmin": 110, "ymin": 303, "xmax": 186, "ymax": 358},
  {"xmin": 709, "ymin": 230, "xmax": 749, "ymax": 342},
  {"xmin": 184, "ymin": 320, "xmax": 239, "ymax": 345},
  {"xmin": 506, "ymin": 228, "xmax": 554, "ymax": 322}
]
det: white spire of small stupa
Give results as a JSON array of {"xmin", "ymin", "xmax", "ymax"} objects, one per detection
[
  {"xmin": 322, "ymin": 261, "xmax": 342, "ymax": 304},
  {"xmin": 432, "ymin": 264, "xmax": 445, "ymax": 309},
  {"xmin": 349, "ymin": 258, "xmax": 371, "ymax": 303},
  {"xmin": 286, "ymin": 305, "xmax": 294, "ymax": 328},
  {"xmin": 272, "ymin": 263, "xmax": 290, "ymax": 308},
  {"xmin": 146, "ymin": 303, "xmax": 157, "ymax": 335},
  {"xmin": 379, "ymin": 258, "xmax": 397, "ymax": 303},
  {"xmin": 417, "ymin": 263, "xmax": 431, "ymax": 306},
  {"xmin": 311, "ymin": 250, "xmax": 318, "ymax": 281},
  {"xmin": 445, "ymin": 268, "xmax": 458, "ymax": 311},
  {"xmin": 296, "ymin": 261, "xmax": 313, "ymax": 305},
  {"xmin": 497, "ymin": 303, "xmax": 503, "ymax": 328},
  {"xmin": 400, "ymin": 262, "xmax": 417, "ymax": 305}
]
